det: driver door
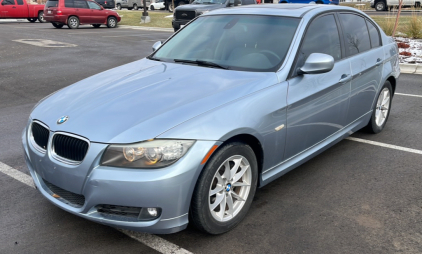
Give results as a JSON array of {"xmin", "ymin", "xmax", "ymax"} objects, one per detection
[
  {"xmin": 284, "ymin": 13, "xmax": 351, "ymax": 160},
  {"xmin": 1, "ymin": 0, "xmax": 16, "ymax": 18}
]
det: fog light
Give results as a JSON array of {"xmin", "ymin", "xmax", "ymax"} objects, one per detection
[
  {"xmin": 138, "ymin": 207, "xmax": 162, "ymax": 221},
  {"xmin": 147, "ymin": 208, "xmax": 158, "ymax": 217}
]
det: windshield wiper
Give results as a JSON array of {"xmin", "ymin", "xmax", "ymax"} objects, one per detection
[
  {"xmin": 174, "ymin": 59, "xmax": 229, "ymax": 69},
  {"xmin": 147, "ymin": 56, "xmax": 162, "ymax": 62}
]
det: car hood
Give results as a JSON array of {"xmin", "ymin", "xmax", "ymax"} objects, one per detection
[
  {"xmin": 175, "ymin": 3, "xmax": 224, "ymax": 11},
  {"xmin": 31, "ymin": 58, "xmax": 278, "ymax": 144}
]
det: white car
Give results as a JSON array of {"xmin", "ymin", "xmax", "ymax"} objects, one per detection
[
  {"xmin": 149, "ymin": 0, "xmax": 165, "ymax": 10},
  {"xmin": 370, "ymin": 0, "xmax": 421, "ymax": 11}
]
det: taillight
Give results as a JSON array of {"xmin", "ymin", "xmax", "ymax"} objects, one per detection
[{"xmin": 57, "ymin": 9, "xmax": 62, "ymax": 15}]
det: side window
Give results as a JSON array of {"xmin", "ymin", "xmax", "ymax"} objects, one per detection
[
  {"xmin": 16, "ymin": 0, "xmax": 23, "ymax": 5},
  {"xmin": 88, "ymin": 1, "xmax": 101, "ymax": 9},
  {"xmin": 65, "ymin": 0, "xmax": 74, "ymax": 7},
  {"xmin": 2, "ymin": 0, "xmax": 16, "ymax": 5},
  {"xmin": 339, "ymin": 13, "xmax": 371, "ymax": 56},
  {"xmin": 295, "ymin": 14, "xmax": 341, "ymax": 71},
  {"xmin": 74, "ymin": 0, "xmax": 88, "ymax": 8},
  {"xmin": 366, "ymin": 20, "xmax": 381, "ymax": 48}
]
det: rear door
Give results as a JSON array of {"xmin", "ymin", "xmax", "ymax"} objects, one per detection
[
  {"xmin": 13, "ymin": 0, "xmax": 26, "ymax": 17},
  {"xmin": 73, "ymin": 0, "xmax": 90, "ymax": 23},
  {"xmin": 338, "ymin": 13, "xmax": 384, "ymax": 123},
  {"xmin": 285, "ymin": 13, "xmax": 351, "ymax": 160}
]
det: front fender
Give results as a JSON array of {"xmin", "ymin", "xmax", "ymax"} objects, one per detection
[{"xmin": 158, "ymin": 81, "xmax": 289, "ymax": 171}]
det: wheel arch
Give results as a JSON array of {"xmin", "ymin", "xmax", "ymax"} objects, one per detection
[
  {"xmin": 222, "ymin": 134, "xmax": 264, "ymax": 186},
  {"xmin": 387, "ymin": 76, "xmax": 396, "ymax": 95},
  {"xmin": 67, "ymin": 15, "xmax": 79, "ymax": 24}
]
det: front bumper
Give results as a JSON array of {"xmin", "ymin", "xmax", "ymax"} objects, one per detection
[
  {"xmin": 172, "ymin": 19, "xmax": 190, "ymax": 29},
  {"xmin": 22, "ymin": 123, "xmax": 217, "ymax": 234}
]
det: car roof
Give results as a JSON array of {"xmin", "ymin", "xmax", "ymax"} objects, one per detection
[{"xmin": 203, "ymin": 4, "xmax": 362, "ymax": 18}]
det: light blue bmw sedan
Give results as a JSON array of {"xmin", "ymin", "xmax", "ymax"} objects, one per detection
[{"xmin": 23, "ymin": 4, "xmax": 400, "ymax": 234}]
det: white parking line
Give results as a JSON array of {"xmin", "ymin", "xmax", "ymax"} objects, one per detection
[
  {"xmin": 346, "ymin": 137, "xmax": 422, "ymax": 155},
  {"xmin": 0, "ymin": 161, "xmax": 193, "ymax": 254},
  {"xmin": 120, "ymin": 229, "xmax": 193, "ymax": 254},
  {"xmin": 14, "ymin": 39, "xmax": 77, "ymax": 48},
  {"xmin": 396, "ymin": 93, "xmax": 422, "ymax": 98},
  {"xmin": 0, "ymin": 162, "xmax": 35, "ymax": 188}
]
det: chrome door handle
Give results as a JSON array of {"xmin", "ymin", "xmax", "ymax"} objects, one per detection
[
  {"xmin": 376, "ymin": 58, "xmax": 383, "ymax": 66},
  {"xmin": 339, "ymin": 74, "xmax": 352, "ymax": 83}
]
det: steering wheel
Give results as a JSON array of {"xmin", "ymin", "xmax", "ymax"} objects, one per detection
[{"xmin": 259, "ymin": 50, "xmax": 281, "ymax": 65}]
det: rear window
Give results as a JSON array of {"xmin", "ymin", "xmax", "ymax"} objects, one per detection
[{"xmin": 45, "ymin": 0, "xmax": 58, "ymax": 7}]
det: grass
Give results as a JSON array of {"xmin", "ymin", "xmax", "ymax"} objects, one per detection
[
  {"xmin": 117, "ymin": 10, "xmax": 172, "ymax": 28},
  {"xmin": 371, "ymin": 15, "xmax": 422, "ymax": 37},
  {"xmin": 404, "ymin": 14, "xmax": 422, "ymax": 38}
]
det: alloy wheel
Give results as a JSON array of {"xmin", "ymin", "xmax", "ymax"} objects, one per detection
[
  {"xmin": 375, "ymin": 87, "xmax": 390, "ymax": 127},
  {"xmin": 208, "ymin": 155, "xmax": 252, "ymax": 222}
]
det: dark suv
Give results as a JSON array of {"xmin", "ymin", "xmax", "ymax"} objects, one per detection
[
  {"xmin": 172, "ymin": 0, "xmax": 256, "ymax": 32},
  {"xmin": 95, "ymin": 0, "xmax": 116, "ymax": 9}
]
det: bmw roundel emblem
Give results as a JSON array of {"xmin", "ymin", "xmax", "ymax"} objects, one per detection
[{"xmin": 57, "ymin": 116, "xmax": 68, "ymax": 124}]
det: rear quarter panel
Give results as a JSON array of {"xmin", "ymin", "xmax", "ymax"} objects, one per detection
[{"xmin": 28, "ymin": 4, "xmax": 44, "ymax": 18}]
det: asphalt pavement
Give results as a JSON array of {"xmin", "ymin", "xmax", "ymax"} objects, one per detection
[{"xmin": 1, "ymin": 21, "xmax": 422, "ymax": 254}]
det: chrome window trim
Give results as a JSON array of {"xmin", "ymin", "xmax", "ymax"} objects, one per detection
[
  {"xmin": 50, "ymin": 132, "xmax": 91, "ymax": 165},
  {"xmin": 29, "ymin": 120, "xmax": 50, "ymax": 154}
]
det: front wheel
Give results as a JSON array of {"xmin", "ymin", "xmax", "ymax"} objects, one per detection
[
  {"xmin": 365, "ymin": 81, "xmax": 393, "ymax": 134},
  {"xmin": 375, "ymin": 1, "xmax": 386, "ymax": 11},
  {"xmin": 38, "ymin": 11, "xmax": 46, "ymax": 23},
  {"xmin": 116, "ymin": 4, "xmax": 122, "ymax": 9},
  {"xmin": 27, "ymin": 18, "xmax": 37, "ymax": 23},
  {"xmin": 52, "ymin": 22, "xmax": 64, "ymax": 28},
  {"xmin": 150, "ymin": 4, "xmax": 155, "ymax": 10},
  {"xmin": 107, "ymin": 16, "xmax": 117, "ymax": 28},
  {"xmin": 67, "ymin": 16, "xmax": 79, "ymax": 29},
  {"xmin": 133, "ymin": 3, "xmax": 138, "ymax": 10},
  {"xmin": 190, "ymin": 142, "xmax": 258, "ymax": 235}
]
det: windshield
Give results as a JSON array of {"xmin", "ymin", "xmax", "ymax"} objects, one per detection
[
  {"xmin": 151, "ymin": 15, "xmax": 300, "ymax": 72},
  {"xmin": 192, "ymin": 0, "xmax": 225, "ymax": 4}
]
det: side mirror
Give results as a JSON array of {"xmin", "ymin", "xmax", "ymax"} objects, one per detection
[
  {"xmin": 297, "ymin": 53, "xmax": 334, "ymax": 75},
  {"xmin": 152, "ymin": 41, "xmax": 162, "ymax": 52}
]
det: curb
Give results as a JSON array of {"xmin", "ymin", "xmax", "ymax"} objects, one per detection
[
  {"xmin": 400, "ymin": 63, "xmax": 422, "ymax": 74},
  {"xmin": 118, "ymin": 25, "xmax": 173, "ymax": 32}
]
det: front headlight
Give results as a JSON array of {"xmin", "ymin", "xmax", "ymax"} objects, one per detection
[
  {"xmin": 197, "ymin": 10, "xmax": 209, "ymax": 15},
  {"xmin": 100, "ymin": 139, "xmax": 195, "ymax": 168}
]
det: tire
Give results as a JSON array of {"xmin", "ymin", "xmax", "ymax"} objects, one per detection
[
  {"xmin": 365, "ymin": 81, "xmax": 393, "ymax": 134},
  {"xmin": 38, "ymin": 11, "xmax": 46, "ymax": 23},
  {"xmin": 168, "ymin": 2, "xmax": 174, "ymax": 12},
  {"xmin": 150, "ymin": 4, "xmax": 155, "ymax": 10},
  {"xmin": 116, "ymin": 4, "xmax": 121, "ymax": 9},
  {"xmin": 27, "ymin": 18, "xmax": 37, "ymax": 23},
  {"xmin": 375, "ymin": 1, "xmax": 386, "ymax": 11},
  {"xmin": 133, "ymin": 4, "xmax": 138, "ymax": 10},
  {"xmin": 107, "ymin": 16, "xmax": 117, "ymax": 28},
  {"xmin": 67, "ymin": 16, "xmax": 79, "ymax": 29},
  {"xmin": 190, "ymin": 142, "xmax": 258, "ymax": 235},
  {"xmin": 92, "ymin": 24, "xmax": 101, "ymax": 28},
  {"xmin": 52, "ymin": 22, "xmax": 64, "ymax": 28}
]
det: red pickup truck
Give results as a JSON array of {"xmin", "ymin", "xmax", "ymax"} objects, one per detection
[{"xmin": 0, "ymin": 0, "xmax": 46, "ymax": 22}]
